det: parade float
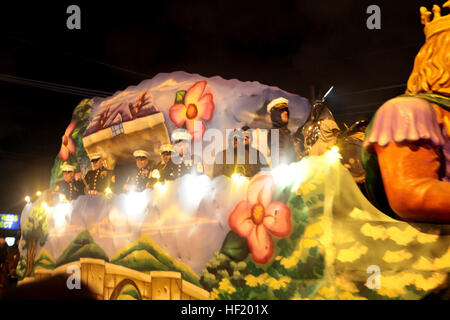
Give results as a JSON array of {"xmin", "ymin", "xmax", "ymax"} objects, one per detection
[{"xmin": 15, "ymin": 2, "xmax": 450, "ymax": 299}]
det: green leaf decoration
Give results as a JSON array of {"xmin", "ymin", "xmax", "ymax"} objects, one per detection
[
  {"xmin": 220, "ymin": 230, "xmax": 249, "ymax": 261},
  {"xmin": 175, "ymin": 90, "xmax": 187, "ymax": 104}
]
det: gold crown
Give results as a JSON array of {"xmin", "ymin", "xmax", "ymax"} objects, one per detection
[{"xmin": 421, "ymin": 1, "xmax": 450, "ymax": 39}]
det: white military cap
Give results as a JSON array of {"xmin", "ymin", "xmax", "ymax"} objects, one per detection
[
  {"xmin": 61, "ymin": 164, "xmax": 76, "ymax": 172},
  {"xmin": 133, "ymin": 150, "xmax": 151, "ymax": 158},
  {"xmin": 171, "ymin": 129, "xmax": 192, "ymax": 142},
  {"xmin": 267, "ymin": 97, "xmax": 289, "ymax": 113},
  {"xmin": 89, "ymin": 153, "xmax": 103, "ymax": 160},
  {"xmin": 160, "ymin": 144, "xmax": 174, "ymax": 154}
]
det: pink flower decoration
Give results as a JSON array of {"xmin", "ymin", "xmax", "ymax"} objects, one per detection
[
  {"xmin": 169, "ymin": 81, "xmax": 214, "ymax": 140},
  {"xmin": 228, "ymin": 173, "xmax": 292, "ymax": 264},
  {"xmin": 58, "ymin": 120, "xmax": 76, "ymax": 161}
]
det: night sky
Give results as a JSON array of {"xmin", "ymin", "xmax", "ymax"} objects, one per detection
[{"xmin": 0, "ymin": 0, "xmax": 440, "ymax": 213}]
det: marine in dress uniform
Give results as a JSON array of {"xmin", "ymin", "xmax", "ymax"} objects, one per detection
[
  {"xmin": 53, "ymin": 164, "xmax": 84, "ymax": 201},
  {"xmin": 84, "ymin": 153, "xmax": 115, "ymax": 194},
  {"xmin": 123, "ymin": 150, "xmax": 154, "ymax": 192},
  {"xmin": 152, "ymin": 144, "xmax": 177, "ymax": 182},
  {"xmin": 170, "ymin": 129, "xmax": 204, "ymax": 178}
]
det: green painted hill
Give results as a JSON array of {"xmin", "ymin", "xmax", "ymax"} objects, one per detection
[
  {"xmin": 113, "ymin": 249, "xmax": 169, "ymax": 271},
  {"xmin": 55, "ymin": 230, "xmax": 109, "ymax": 267},
  {"xmin": 111, "ymin": 233, "xmax": 200, "ymax": 286},
  {"xmin": 32, "ymin": 248, "xmax": 56, "ymax": 276}
]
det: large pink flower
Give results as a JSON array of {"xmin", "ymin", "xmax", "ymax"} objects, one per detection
[
  {"xmin": 58, "ymin": 120, "xmax": 76, "ymax": 161},
  {"xmin": 169, "ymin": 81, "xmax": 214, "ymax": 140},
  {"xmin": 228, "ymin": 173, "xmax": 292, "ymax": 264}
]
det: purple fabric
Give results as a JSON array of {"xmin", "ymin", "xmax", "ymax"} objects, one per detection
[
  {"xmin": 364, "ymin": 96, "xmax": 450, "ymax": 181},
  {"xmin": 364, "ymin": 97, "xmax": 446, "ymax": 152}
]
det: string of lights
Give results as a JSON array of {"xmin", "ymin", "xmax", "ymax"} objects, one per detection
[{"xmin": 0, "ymin": 73, "xmax": 113, "ymax": 98}]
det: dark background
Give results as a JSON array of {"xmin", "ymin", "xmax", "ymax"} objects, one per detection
[{"xmin": 0, "ymin": 0, "xmax": 441, "ymax": 213}]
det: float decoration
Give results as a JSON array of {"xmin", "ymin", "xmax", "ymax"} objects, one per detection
[
  {"xmin": 17, "ymin": 70, "xmax": 450, "ymax": 300},
  {"xmin": 169, "ymin": 81, "xmax": 215, "ymax": 140},
  {"xmin": 50, "ymin": 98, "xmax": 92, "ymax": 187},
  {"xmin": 362, "ymin": 1, "xmax": 450, "ymax": 223}
]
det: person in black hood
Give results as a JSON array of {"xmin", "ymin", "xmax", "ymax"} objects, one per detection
[
  {"xmin": 213, "ymin": 126, "xmax": 268, "ymax": 178},
  {"xmin": 267, "ymin": 97, "xmax": 298, "ymax": 165}
]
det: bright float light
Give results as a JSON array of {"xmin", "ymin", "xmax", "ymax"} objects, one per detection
[
  {"xmin": 25, "ymin": 196, "xmax": 31, "ymax": 203},
  {"xmin": 326, "ymin": 145, "xmax": 342, "ymax": 164},
  {"xmin": 41, "ymin": 202, "xmax": 48, "ymax": 210},
  {"xmin": 59, "ymin": 193, "xmax": 67, "ymax": 202},
  {"xmin": 231, "ymin": 173, "xmax": 241, "ymax": 180},
  {"xmin": 151, "ymin": 169, "xmax": 161, "ymax": 179},
  {"xmin": 36, "ymin": 191, "xmax": 42, "ymax": 197},
  {"xmin": 231, "ymin": 173, "xmax": 246, "ymax": 184},
  {"xmin": 53, "ymin": 202, "xmax": 71, "ymax": 232},
  {"xmin": 272, "ymin": 164, "xmax": 294, "ymax": 188},
  {"xmin": 178, "ymin": 174, "xmax": 211, "ymax": 212},
  {"xmin": 272, "ymin": 162, "xmax": 304, "ymax": 190},
  {"xmin": 104, "ymin": 187, "xmax": 113, "ymax": 198},
  {"xmin": 154, "ymin": 182, "xmax": 168, "ymax": 194},
  {"xmin": 124, "ymin": 191, "xmax": 149, "ymax": 219}
]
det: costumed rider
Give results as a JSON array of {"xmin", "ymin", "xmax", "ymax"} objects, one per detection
[
  {"xmin": 123, "ymin": 150, "xmax": 154, "ymax": 192},
  {"xmin": 303, "ymin": 100, "xmax": 340, "ymax": 156},
  {"xmin": 337, "ymin": 118, "xmax": 369, "ymax": 194},
  {"xmin": 171, "ymin": 128, "xmax": 204, "ymax": 177},
  {"xmin": 267, "ymin": 97, "xmax": 298, "ymax": 165},
  {"xmin": 362, "ymin": 2, "xmax": 450, "ymax": 223},
  {"xmin": 53, "ymin": 164, "xmax": 85, "ymax": 201},
  {"xmin": 84, "ymin": 153, "xmax": 115, "ymax": 195},
  {"xmin": 213, "ymin": 126, "xmax": 269, "ymax": 178}
]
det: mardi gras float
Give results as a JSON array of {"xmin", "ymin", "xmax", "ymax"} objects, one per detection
[{"xmin": 14, "ymin": 2, "xmax": 450, "ymax": 300}]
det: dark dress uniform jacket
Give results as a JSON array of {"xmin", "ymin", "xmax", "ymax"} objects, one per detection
[
  {"xmin": 54, "ymin": 180, "xmax": 85, "ymax": 201},
  {"xmin": 213, "ymin": 146, "xmax": 269, "ymax": 178},
  {"xmin": 156, "ymin": 155, "xmax": 202, "ymax": 182},
  {"xmin": 268, "ymin": 126, "xmax": 297, "ymax": 165},
  {"xmin": 129, "ymin": 166, "xmax": 153, "ymax": 191},
  {"xmin": 84, "ymin": 167, "xmax": 115, "ymax": 193},
  {"xmin": 268, "ymin": 107, "xmax": 298, "ymax": 165}
]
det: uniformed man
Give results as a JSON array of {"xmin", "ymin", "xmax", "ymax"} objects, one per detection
[
  {"xmin": 213, "ymin": 126, "xmax": 269, "ymax": 178},
  {"xmin": 123, "ymin": 150, "xmax": 154, "ymax": 192},
  {"xmin": 171, "ymin": 129, "xmax": 204, "ymax": 177},
  {"xmin": 267, "ymin": 97, "xmax": 298, "ymax": 165},
  {"xmin": 150, "ymin": 144, "xmax": 178, "ymax": 182},
  {"xmin": 84, "ymin": 153, "xmax": 115, "ymax": 195},
  {"xmin": 53, "ymin": 164, "xmax": 85, "ymax": 201}
]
